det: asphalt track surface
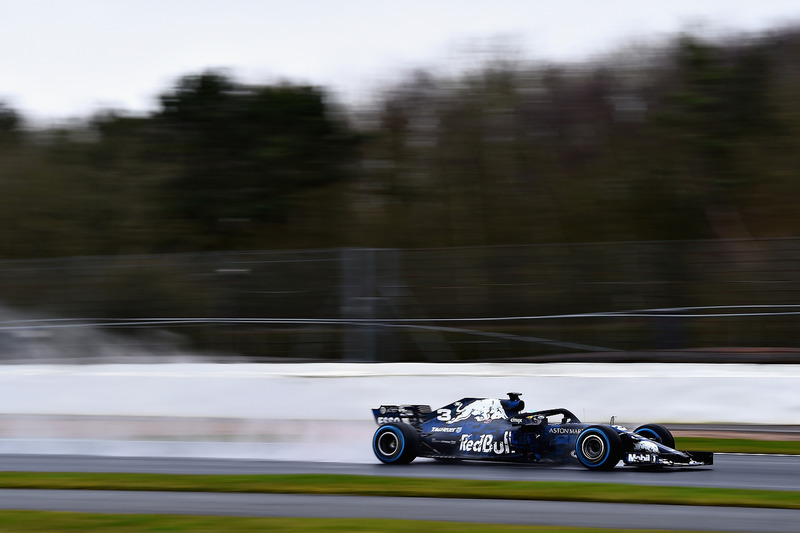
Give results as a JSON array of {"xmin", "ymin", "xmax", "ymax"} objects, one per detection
[
  {"xmin": 1, "ymin": 454, "xmax": 800, "ymax": 531},
  {"xmin": 3, "ymin": 452, "xmax": 800, "ymax": 491}
]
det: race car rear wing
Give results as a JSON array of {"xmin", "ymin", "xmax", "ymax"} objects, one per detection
[{"xmin": 372, "ymin": 404, "xmax": 432, "ymax": 427}]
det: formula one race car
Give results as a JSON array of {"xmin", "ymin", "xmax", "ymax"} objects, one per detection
[{"xmin": 371, "ymin": 393, "xmax": 713, "ymax": 470}]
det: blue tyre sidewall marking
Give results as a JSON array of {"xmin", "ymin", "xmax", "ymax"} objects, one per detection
[
  {"xmin": 637, "ymin": 428, "xmax": 660, "ymax": 443},
  {"xmin": 373, "ymin": 425, "xmax": 405, "ymax": 463},
  {"xmin": 577, "ymin": 428, "xmax": 611, "ymax": 468}
]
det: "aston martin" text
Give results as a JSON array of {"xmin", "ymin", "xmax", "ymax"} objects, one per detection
[{"xmin": 548, "ymin": 427, "xmax": 582, "ymax": 435}]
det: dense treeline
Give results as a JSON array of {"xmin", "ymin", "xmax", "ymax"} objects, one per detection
[{"xmin": 2, "ymin": 29, "xmax": 800, "ymax": 259}]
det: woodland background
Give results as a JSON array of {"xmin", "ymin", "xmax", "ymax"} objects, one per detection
[{"xmin": 3, "ymin": 30, "xmax": 800, "ymax": 256}]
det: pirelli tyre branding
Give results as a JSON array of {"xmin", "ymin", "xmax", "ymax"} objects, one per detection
[{"xmin": 459, "ymin": 431, "xmax": 515, "ymax": 455}]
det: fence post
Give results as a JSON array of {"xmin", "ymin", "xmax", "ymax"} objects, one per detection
[{"xmin": 340, "ymin": 248, "xmax": 378, "ymax": 361}]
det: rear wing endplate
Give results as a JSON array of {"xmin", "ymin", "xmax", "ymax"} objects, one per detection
[{"xmin": 372, "ymin": 404, "xmax": 432, "ymax": 426}]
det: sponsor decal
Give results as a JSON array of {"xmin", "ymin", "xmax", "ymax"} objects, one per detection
[
  {"xmin": 377, "ymin": 416, "xmax": 402, "ymax": 424},
  {"xmin": 431, "ymin": 426, "xmax": 462, "ymax": 434},
  {"xmin": 626, "ymin": 452, "xmax": 658, "ymax": 464},
  {"xmin": 459, "ymin": 431, "xmax": 515, "ymax": 455},
  {"xmin": 511, "ymin": 416, "xmax": 544, "ymax": 425},
  {"xmin": 548, "ymin": 427, "xmax": 582, "ymax": 435}
]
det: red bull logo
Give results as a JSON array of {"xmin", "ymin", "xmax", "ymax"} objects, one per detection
[
  {"xmin": 446, "ymin": 398, "xmax": 508, "ymax": 424},
  {"xmin": 459, "ymin": 431, "xmax": 515, "ymax": 455}
]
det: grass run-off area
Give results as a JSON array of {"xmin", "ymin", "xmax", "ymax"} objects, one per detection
[
  {"xmin": 0, "ymin": 514, "xmax": 732, "ymax": 533},
  {"xmin": 676, "ymin": 436, "xmax": 799, "ymax": 455}
]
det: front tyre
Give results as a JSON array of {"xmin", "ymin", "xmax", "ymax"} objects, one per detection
[
  {"xmin": 575, "ymin": 425, "xmax": 622, "ymax": 470},
  {"xmin": 634, "ymin": 423, "xmax": 675, "ymax": 449},
  {"xmin": 372, "ymin": 424, "xmax": 418, "ymax": 464}
]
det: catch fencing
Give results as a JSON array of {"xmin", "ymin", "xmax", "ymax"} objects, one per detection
[{"xmin": 1, "ymin": 238, "xmax": 800, "ymax": 362}]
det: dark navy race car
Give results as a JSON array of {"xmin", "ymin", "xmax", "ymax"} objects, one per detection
[{"xmin": 372, "ymin": 393, "xmax": 713, "ymax": 470}]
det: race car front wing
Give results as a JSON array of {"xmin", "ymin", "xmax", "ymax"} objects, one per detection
[{"xmin": 624, "ymin": 450, "xmax": 713, "ymax": 467}]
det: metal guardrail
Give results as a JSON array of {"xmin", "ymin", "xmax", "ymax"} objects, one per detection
[{"xmin": 1, "ymin": 239, "xmax": 800, "ymax": 361}]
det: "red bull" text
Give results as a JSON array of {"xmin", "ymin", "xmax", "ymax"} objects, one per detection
[{"xmin": 459, "ymin": 431, "xmax": 515, "ymax": 455}]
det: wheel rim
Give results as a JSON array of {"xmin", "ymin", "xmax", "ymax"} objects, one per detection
[
  {"xmin": 377, "ymin": 431, "xmax": 400, "ymax": 457},
  {"xmin": 581, "ymin": 434, "xmax": 606, "ymax": 462}
]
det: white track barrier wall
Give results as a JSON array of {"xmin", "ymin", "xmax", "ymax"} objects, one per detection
[{"xmin": 0, "ymin": 363, "xmax": 798, "ymax": 424}]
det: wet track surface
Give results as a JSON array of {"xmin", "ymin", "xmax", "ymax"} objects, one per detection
[
  {"xmin": 1, "ymin": 453, "xmax": 799, "ymax": 531},
  {"xmin": 3, "ymin": 452, "xmax": 800, "ymax": 491}
]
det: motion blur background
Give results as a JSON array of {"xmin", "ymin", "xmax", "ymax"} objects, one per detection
[{"xmin": 3, "ymin": 2, "xmax": 800, "ymax": 363}]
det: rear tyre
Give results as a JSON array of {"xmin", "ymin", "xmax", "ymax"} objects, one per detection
[
  {"xmin": 372, "ymin": 424, "xmax": 419, "ymax": 464},
  {"xmin": 575, "ymin": 425, "xmax": 622, "ymax": 470},
  {"xmin": 634, "ymin": 423, "xmax": 675, "ymax": 448}
]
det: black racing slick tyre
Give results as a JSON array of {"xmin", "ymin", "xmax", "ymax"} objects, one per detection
[
  {"xmin": 634, "ymin": 423, "xmax": 675, "ymax": 449},
  {"xmin": 372, "ymin": 423, "xmax": 419, "ymax": 464},
  {"xmin": 575, "ymin": 425, "xmax": 622, "ymax": 470}
]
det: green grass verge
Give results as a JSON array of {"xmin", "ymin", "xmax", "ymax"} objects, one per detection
[
  {"xmin": 0, "ymin": 513, "xmax": 719, "ymax": 533},
  {"xmin": 0, "ymin": 472, "xmax": 798, "ymax": 510},
  {"xmin": 676, "ymin": 436, "xmax": 799, "ymax": 455}
]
